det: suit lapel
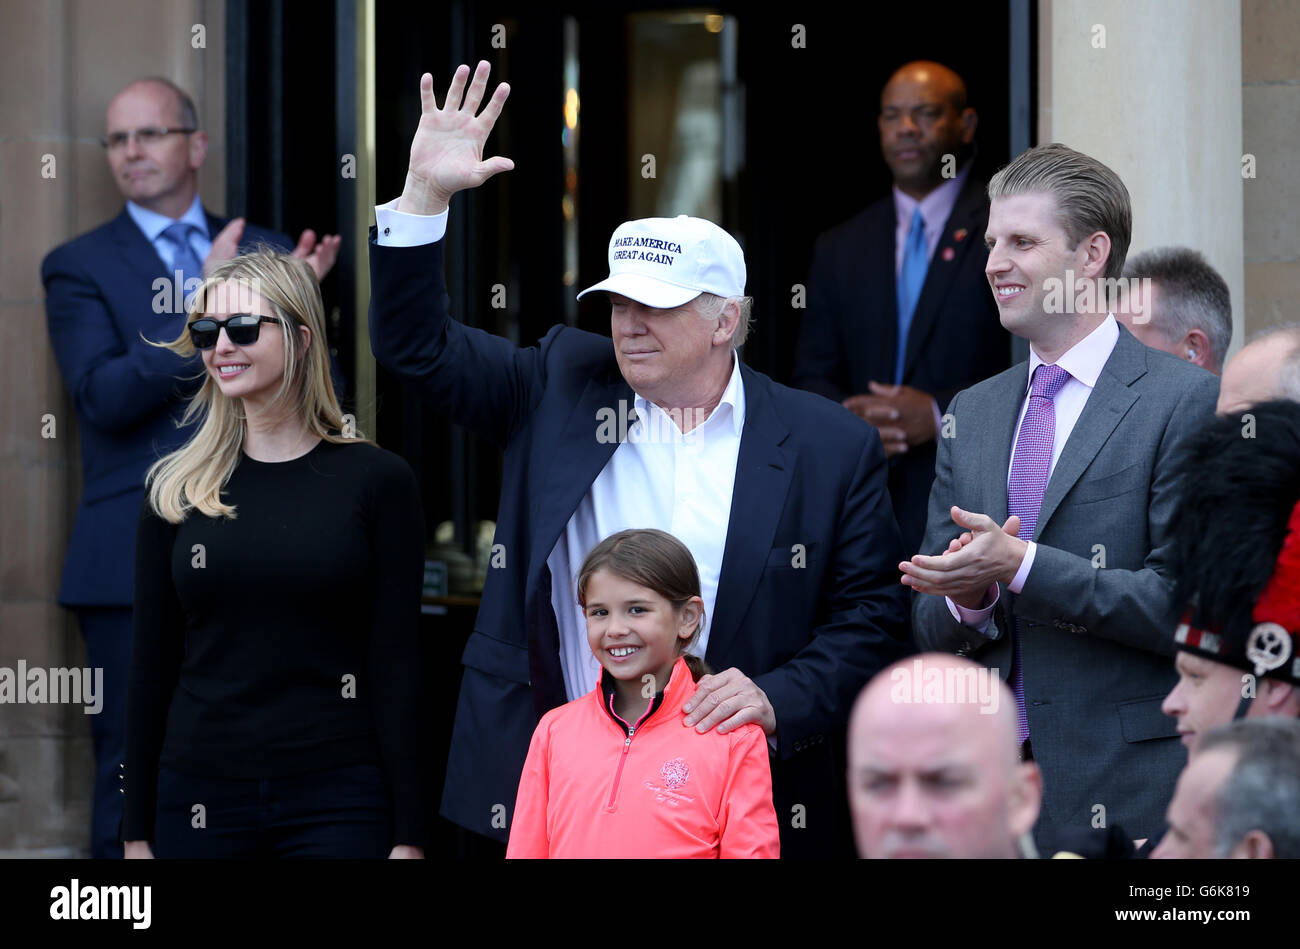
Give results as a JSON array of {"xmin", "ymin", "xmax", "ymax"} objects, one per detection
[
  {"xmin": 868, "ymin": 205, "xmax": 899, "ymax": 382},
  {"xmin": 108, "ymin": 209, "xmax": 170, "ymax": 286},
  {"xmin": 706, "ymin": 366, "xmax": 795, "ymax": 664},
  {"xmin": 1035, "ymin": 329, "xmax": 1146, "ymax": 539},
  {"xmin": 983, "ymin": 365, "xmax": 1027, "ymax": 525},
  {"xmin": 108, "ymin": 207, "xmax": 225, "ymax": 289},
  {"xmin": 525, "ymin": 368, "xmax": 631, "ymax": 712},
  {"xmin": 902, "ymin": 176, "xmax": 987, "ymax": 381},
  {"xmin": 858, "ymin": 203, "xmax": 899, "ymax": 385},
  {"xmin": 528, "ymin": 371, "xmax": 632, "ymax": 569}
]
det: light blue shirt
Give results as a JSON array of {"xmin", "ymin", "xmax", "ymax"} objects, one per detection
[{"xmin": 125, "ymin": 194, "xmax": 212, "ymax": 270}]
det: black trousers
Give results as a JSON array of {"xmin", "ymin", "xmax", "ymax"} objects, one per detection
[
  {"xmin": 153, "ymin": 762, "xmax": 393, "ymax": 858},
  {"xmin": 77, "ymin": 606, "xmax": 131, "ymax": 859}
]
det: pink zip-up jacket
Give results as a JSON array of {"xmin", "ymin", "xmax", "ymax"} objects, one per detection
[{"xmin": 506, "ymin": 655, "xmax": 780, "ymax": 858}]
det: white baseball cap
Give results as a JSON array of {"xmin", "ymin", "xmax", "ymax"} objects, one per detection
[{"xmin": 577, "ymin": 215, "xmax": 746, "ymax": 308}]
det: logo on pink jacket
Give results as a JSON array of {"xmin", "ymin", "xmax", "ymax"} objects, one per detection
[{"xmin": 645, "ymin": 757, "xmax": 694, "ymax": 806}]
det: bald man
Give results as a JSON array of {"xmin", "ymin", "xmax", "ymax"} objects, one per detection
[
  {"xmin": 41, "ymin": 76, "xmax": 339, "ymax": 857},
  {"xmin": 847, "ymin": 653, "xmax": 1041, "ymax": 858},
  {"xmin": 793, "ymin": 60, "xmax": 1010, "ymax": 559},
  {"xmin": 1217, "ymin": 322, "xmax": 1300, "ymax": 415}
]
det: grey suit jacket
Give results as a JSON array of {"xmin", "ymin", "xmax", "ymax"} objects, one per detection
[{"xmin": 912, "ymin": 324, "xmax": 1218, "ymax": 840}]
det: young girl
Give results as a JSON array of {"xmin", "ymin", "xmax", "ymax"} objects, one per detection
[{"xmin": 506, "ymin": 529, "xmax": 779, "ymax": 858}]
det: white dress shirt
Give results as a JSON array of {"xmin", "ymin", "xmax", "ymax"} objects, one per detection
[
  {"xmin": 548, "ymin": 358, "xmax": 744, "ymax": 700},
  {"xmin": 948, "ymin": 314, "xmax": 1121, "ymax": 632},
  {"xmin": 372, "ymin": 198, "xmax": 745, "ymax": 700}
]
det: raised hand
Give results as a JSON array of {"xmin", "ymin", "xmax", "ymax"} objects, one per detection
[
  {"xmin": 400, "ymin": 61, "xmax": 514, "ymax": 215},
  {"xmin": 291, "ymin": 229, "xmax": 343, "ymax": 280},
  {"xmin": 203, "ymin": 217, "xmax": 246, "ymax": 276}
]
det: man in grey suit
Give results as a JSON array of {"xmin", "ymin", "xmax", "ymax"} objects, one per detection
[{"xmin": 899, "ymin": 143, "xmax": 1219, "ymax": 840}]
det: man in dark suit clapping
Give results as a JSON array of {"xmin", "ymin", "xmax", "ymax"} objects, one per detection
[{"xmin": 793, "ymin": 61, "xmax": 1010, "ymax": 559}]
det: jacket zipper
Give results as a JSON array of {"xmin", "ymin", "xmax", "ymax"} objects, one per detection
[{"xmin": 606, "ymin": 697, "xmax": 654, "ymax": 810}]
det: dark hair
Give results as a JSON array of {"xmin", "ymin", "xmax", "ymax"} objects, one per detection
[
  {"xmin": 1123, "ymin": 246, "xmax": 1232, "ymax": 371},
  {"xmin": 576, "ymin": 529, "xmax": 711, "ymax": 681},
  {"xmin": 1171, "ymin": 400, "xmax": 1300, "ymax": 641}
]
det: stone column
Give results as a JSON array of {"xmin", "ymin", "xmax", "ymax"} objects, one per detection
[
  {"xmin": 1039, "ymin": 0, "xmax": 1245, "ymax": 353},
  {"xmin": 1241, "ymin": 0, "xmax": 1300, "ymax": 336}
]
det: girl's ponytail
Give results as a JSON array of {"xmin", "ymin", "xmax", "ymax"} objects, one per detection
[{"xmin": 682, "ymin": 653, "xmax": 712, "ymax": 682}]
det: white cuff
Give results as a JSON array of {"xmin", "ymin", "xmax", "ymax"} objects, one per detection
[{"xmin": 374, "ymin": 197, "xmax": 448, "ymax": 247}]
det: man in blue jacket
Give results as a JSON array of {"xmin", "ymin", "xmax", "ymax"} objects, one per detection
[
  {"xmin": 42, "ymin": 77, "xmax": 339, "ymax": 858},
  {"xmin": 369, "ymin": 63, "xmax": 910, "ymax": 858}
]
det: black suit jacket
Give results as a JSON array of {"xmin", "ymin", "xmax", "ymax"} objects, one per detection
[
  {"xmin": 369, "ymin": 235, "xmax": 911, "ymax": 858},
  {"xmin": 792, "ymin": 175, "xmax": 1010, "ymax": 557}
]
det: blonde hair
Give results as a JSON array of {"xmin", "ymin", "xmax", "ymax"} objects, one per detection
[{"xmin": 144, "ymin": 248, "xmax": 368, "ymax": 522}]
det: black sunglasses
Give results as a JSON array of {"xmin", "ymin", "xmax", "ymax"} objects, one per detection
[{"xmin": 187, "ymin": 314, "xmax": 282, "ymax": 350}]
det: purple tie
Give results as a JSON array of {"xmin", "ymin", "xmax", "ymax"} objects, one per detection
[{"xmin": 1006, "ymin": 363, "xmax": 1071, "ymax": 743}]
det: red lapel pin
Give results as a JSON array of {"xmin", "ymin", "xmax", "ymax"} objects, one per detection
[{"xmin": 953, "ymin": 228, "xmax": 968, "ymax": 242}]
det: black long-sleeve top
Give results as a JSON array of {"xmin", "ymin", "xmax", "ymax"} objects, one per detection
[{"xmin": 123, "ymin": 439, "xmax": 426, "ymax": 847}]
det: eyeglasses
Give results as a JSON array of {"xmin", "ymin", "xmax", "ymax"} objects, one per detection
[
  {"xmin": 101, "ymin": 126, "xmax": 196, "ymax": 150},
  {"xmin": 187, "ymin": 315, "xmax": 282, "ymax": 350}
]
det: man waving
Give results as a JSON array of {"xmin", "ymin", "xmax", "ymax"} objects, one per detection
[{"xmin": 369, "ymin": 63, "xmax": 909, "ymax": 858}]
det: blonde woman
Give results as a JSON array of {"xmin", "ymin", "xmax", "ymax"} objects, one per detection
[{"xmin": 122, "ymin": 250, "xmax": 425, "ymax": 859}]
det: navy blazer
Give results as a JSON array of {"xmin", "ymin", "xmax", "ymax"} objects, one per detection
[
  {"xmin": 42, "ymin": 208, "xmax": 292, "ymax": 606},
  {"xmin": 792, "ymin": 175, "xmax": 1010, "ymax": 558},
  {"xmin": 369, "ymin": 235, "xmax": 911, "ymax": 858}
]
